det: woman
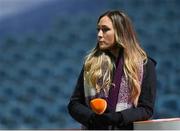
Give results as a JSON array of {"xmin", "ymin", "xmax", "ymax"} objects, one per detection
[{"xmin": 68, "ymin": 10, "xmax": 156, "ymax": 130}]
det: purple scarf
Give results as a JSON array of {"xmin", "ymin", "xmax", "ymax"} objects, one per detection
[{"xmin": 107, "ymin": 53, "xmax": 123, "ymax": 111}]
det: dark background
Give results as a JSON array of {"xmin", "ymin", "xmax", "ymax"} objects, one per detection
[{"xmin": 0, "ymin": 0, "xmax": 179, "ymax": 129}]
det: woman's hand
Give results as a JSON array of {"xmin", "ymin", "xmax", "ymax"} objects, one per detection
[
  {"xmin": 88, "ymin": 113, "xmax": 109, "ymax": 129},
  {"xmin": 88, "ymin": 112, "xmax": 123, "ymax": 129},
  {"xmin": 100, "ymin": 112, "xmax": 123, "ymax": 125}
]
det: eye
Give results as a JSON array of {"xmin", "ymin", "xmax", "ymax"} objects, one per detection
[
  {"xmin": 102, "ymin": 27, "xmax": 110, "ymax": 32},
  {"xmin": 96, "ymin": 27, "xmax": 110, "ymax": 33},
  {"xmin": 96, "ymin": 27, "xmax": 100, "ymax": 31}
]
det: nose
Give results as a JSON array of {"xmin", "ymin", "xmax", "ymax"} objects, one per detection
[{"xmin": 98, "ymin": 30, "xmax": 103, "ymax": 39}]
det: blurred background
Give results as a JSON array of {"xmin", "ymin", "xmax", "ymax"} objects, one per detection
[{"xmin": 0, "ymin": 0, "xmax": 179, "ymax": 129}]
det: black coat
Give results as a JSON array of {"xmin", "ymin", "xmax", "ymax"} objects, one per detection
[{"xmin": 68, "ymin": 57, "xmax": 157, "ymax": 130}]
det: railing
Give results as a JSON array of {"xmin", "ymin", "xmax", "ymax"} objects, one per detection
[{"xmin": 134, "ymin": 118, "xmax": 180, "ymax": 130}]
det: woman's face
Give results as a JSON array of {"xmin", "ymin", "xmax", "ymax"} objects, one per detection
[{"xmin": 97, "ymin": 16, "xmax": 115, "ymax": 50}]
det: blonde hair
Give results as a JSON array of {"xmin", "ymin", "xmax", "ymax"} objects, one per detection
[
  {"xmin": 84, "ymin": 10, "xmax": 147, "ymax": 107},
  {"xmin": 84, "ymin": 48, "xmax": 114, "ymax": 95}
]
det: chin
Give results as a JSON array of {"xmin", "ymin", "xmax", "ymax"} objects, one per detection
[
  {"xmin": 99, "ymin": 45, "xmax": 109, "ymax": 50},
  {"xmin": 99, "ymin": 47, "xmax": 108, "ymax": 51}
]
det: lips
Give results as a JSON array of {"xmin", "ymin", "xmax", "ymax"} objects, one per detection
[
  {"xmin": 99, "ymin": 41, "xmax": 104, "ymax": 46},
  {"xmin": 99, "ymin": 41, "xmax": 104, "ymax": 43}
]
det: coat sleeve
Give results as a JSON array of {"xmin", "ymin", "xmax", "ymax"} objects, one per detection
[
  {"xmin": 67, "ymin": 67, "xmax": 94, "ymax": 127},
  {"xmin": 120, "ymin": 58, "xmax": 157, "ymax": 125}
]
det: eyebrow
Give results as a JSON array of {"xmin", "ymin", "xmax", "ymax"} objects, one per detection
[{"xmin": 97, "ymin": 25, "xmax": 110, "ymax": 28}]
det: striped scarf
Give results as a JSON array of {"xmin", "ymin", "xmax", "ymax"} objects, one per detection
[{"xmin": 84, "ymin": 53, "xmax": 144, "ymax": 112}]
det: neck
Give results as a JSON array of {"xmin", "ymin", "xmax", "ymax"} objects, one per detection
[{"xmin": 109, "ymin": 47, "xmax": 120, "ymax": 60}]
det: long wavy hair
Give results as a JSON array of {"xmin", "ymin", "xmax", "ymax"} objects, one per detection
[{"xmin": 84, "ymin": 10, "xmax": 147, "ymax": 106}]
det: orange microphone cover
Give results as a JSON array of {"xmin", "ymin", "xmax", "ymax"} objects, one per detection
[{"xmin": 90, "ymin": 98, "xmax": 107, "ymax": 115}]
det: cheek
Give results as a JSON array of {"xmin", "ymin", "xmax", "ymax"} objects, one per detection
[{"xmin": 106, "ymin": 33, "xmax": 115, "ymax": 44}]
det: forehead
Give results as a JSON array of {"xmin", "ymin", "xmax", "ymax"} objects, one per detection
[{"xmin": 98, "ymin": 16, "xmax": 113, "ymax": 27}]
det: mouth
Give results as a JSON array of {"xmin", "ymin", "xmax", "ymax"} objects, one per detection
[
  {"xmin": 99, "ymin": 42, "xmax": 104, "ymax": 46},
  {"xmin": 98, "ymin": 41, "xmax": 104, "ymax": 43}
]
